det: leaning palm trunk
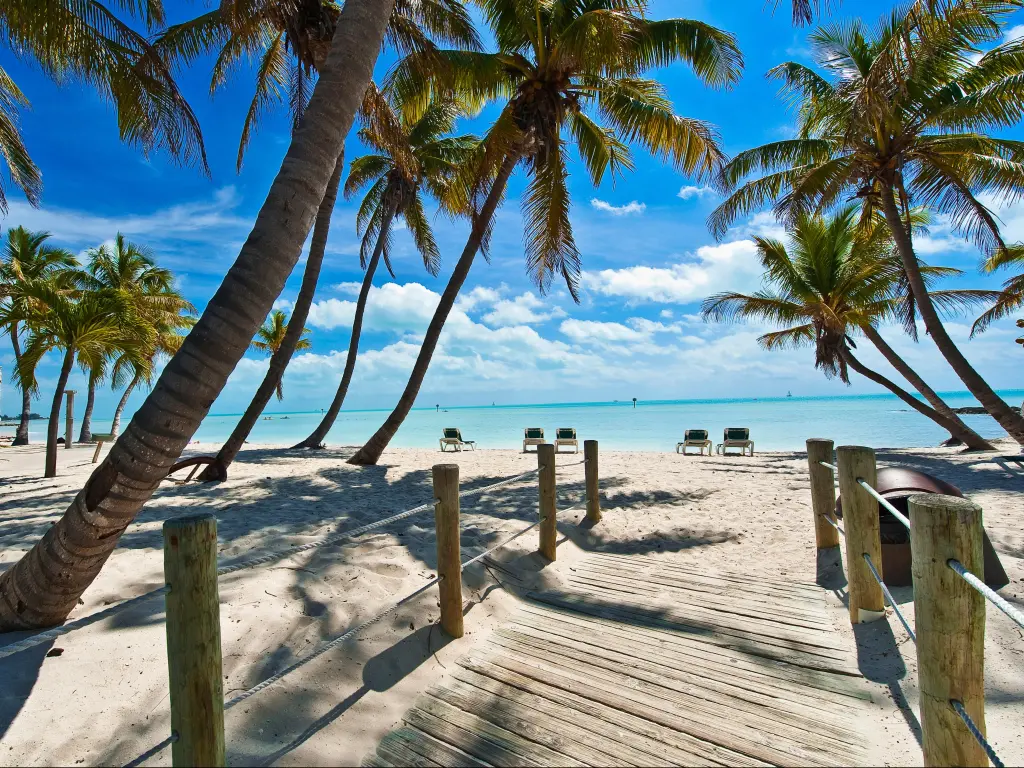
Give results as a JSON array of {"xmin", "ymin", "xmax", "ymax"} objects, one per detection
[
  {"xmin": 78, "ymin": 377, "xmax": 96, "ymax": 443},
  {"xmin": 880, "ymin": 189, "xmax": 1024, "ymax": 444},
  {"xmin": 45, "ymin": 349, "xmax": 76, "ymax": 478},
  {"xmin": 349, "ymin": 153, "xmax": 520, "ymax": 465},
  {"xmin": 10, "ymin": 323, "xmax": 30, "ymax": 445},
  {"xmin": 860, "ymin": 324, "xmax": 993, "ymax": 450},
  {"xmin": 109, "ymin": 374, "xmax": 139, "ymax": 439},
  {"xmin": 294, "ymin": 199, "xmax": 397, "ymax": 449},
  {"xmin": 839, "ymin": 344, "xmax": 982, "ymax": 440},
  {"xmin": 0, "ymin": 0, "xmax": 395, "ymax": 631},
  {"xmin": 199, "ymin": 156, "xmax": 345, "ymax": 481}
]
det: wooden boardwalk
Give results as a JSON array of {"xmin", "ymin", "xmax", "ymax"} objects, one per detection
[{"xmin": 366, "ymin": 552, "xmax": 880, "ymax": 767}]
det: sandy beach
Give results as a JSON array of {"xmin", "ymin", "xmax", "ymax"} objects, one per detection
[{"xmin": 0, "ymin": 440, "xmax": 1021, "ymax": 766}]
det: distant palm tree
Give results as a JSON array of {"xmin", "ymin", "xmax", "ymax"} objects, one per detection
[
  {"xmin": 709, "ymin": 2, "xmax": 1024, "ymax": 444},
  {"xmin": 0, "ymin": 0, "xmax": 206, "ymax": 210},
  {"xmin": 973, "ymin": 248, "xmax": 1024, "ymax": 337},
  {"xmin": 291, "ymin": 91, "xmax": 478, "ymax": 452},
  {"xmin": 348, "ymin": 0, "xmax": 744, "ymax": 465},
  {"xmin": 702, "ymin": 206, "xmax": 996, "ymax": 449},
  {"xmin": 0, "ymin": 227, "xmax": 76, "ymax": 445},
  {"xmin": 250, "ymin": 309, "xmax": 312, "ymax": 401}
]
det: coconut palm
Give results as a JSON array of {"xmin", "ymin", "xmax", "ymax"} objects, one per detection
[
  {"xmin": 251, "ymin": 309, "xmax": 312, "ymax": 401},
  {"xmin": 702, "ymin": 206, "xmax": 996, "ymax": 449},
  {"xmin": 973, "ymin": 248, "xmax": 1024, "ymax": 337},
  {"xmin": 0, "ymin": 0, "xmax": 206, "ymax": 210},
  {"xmin": 347, "ymin": 0, "xmax": 743, "ymax": 465},
  {"xmin": 156, "ymin": 0, "xmax": 480, "ymax": 469},
  {"xmin": 291, "ymin": 92, "xmax": 478, "ymax": 452},
  {"xmin": 0, "ymin": 227, "xmax": 77, "ymax": 445},
  {"xmin": 74, "ymin": 235, "xmax": 194, "ymax": 442},
  {"xmin": 0, "ymin": 0, "xmax": 395, "ymax": 631},
  {"xmin": 709, "ymin": 2, "xmax": 1024, "ymax": 443}
]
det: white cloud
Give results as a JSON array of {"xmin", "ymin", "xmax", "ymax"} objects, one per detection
[
  {"xmin": 272, "ymin": 298, "xmax": 293, "ymax": 312},
  {"xmin": 659, "ymin": 309, "xmax": 674, "ymax": 319},
  {"xmin": 677, "ymin": 186, "xmax": 716, "ymax": 201},
  {"xmin": 590, "ymin": 199, "xmax": 647, "ymax": 216},
  {"xmin": 332, "ymin": 282, "xmax": 363, "ymax": 296},
  {"xmin": 456, "ymin": 285, "xmax": 504, "ymax": 312},
  {"xmin": 481, "ymin": 292, "xmax": 566, "ymax": 327},
  {"xmin": 1004, "ymin": 24, "xmax": 1024, "ymax": 42},
  {"xmin": 582, "ymin": 239, "xmax": 762, "ymax": 305},
  {"xmin": 306, "ymin": 282, "xmax": 440, "ymax": 332}
]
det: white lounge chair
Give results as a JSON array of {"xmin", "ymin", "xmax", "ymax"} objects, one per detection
[
  {"xmin": 555, "ymin": 427, "xmax": 578, "ymax": 453},
  {"xmin": 523, "ymin": 427, "xmax": 545, "ymax": 453},
  {"xmin": 676, "ymin": 429, "xmax": 712, "ymax": 455},
  {"xmin": 440, "ymin": 427, "xmax": 476, "ymax": 452},
  {"xmin": 716, "ymin": 427, "xmax": 754, "ymax": 456}
]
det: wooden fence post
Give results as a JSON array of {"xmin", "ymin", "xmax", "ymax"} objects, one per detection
[
  {"xmin": 433, "ymin": 463, "xmax": 464, "ymax": 639},
  {"xmin": 64, "ymin": 390, "xmax": 75, "ymax": 449},
  {"xmin": 584, "ymin": 440, "xmax": 601, "ymax": 524},
  {"xmin": 910, "ymin": 493, "xmax": 986, "ymax": 768},
  {"xmin": 538, "ymin": 444, "xmax": 557, "ymax": 561},
  {"xmin": 806, "ymin": 439, "xmax": 840, "ymax": 549},
  {"xmin": 836, "ymin": 445, "xmax": 884, "ymax": 624},
  {"xmin": 163, "ymin": 513, "xmax": 225, "ymax": 767}
]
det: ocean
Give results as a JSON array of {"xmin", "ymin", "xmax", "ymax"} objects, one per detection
[{"xmin": 9, "ymin": 390, "xmax": 1021, "ymax": 452}]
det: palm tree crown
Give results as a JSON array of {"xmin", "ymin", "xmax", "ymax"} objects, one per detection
[{"xmin": 252, "ymin": 309, "xmax": 311, "ymax": 400}]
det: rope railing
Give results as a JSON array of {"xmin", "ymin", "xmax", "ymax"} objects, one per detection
[
  {"xmin": 0, "ymin": 466, "xmax": 545, "ymax": 662},
  {"xmin": 951, "ymin": 700, "xmax": 1004, "ymax": 768},
  {"xmin": 855, "ymin": 478, "xmax": 911, "ymax": 530},
  {"xmin": 821, "ymin": 514, "xmax": 845, "ymax": 537},
  {"xmin": 947, "ymin": 559, "xmax": 1024, "ymax": 632},
  {"xmin": 862, "ymin": 553, "xmax": 916, "ymax": 643},
  {"xmin": 818, "ymin": 460, "xmax": 838, "ymax": 472}
]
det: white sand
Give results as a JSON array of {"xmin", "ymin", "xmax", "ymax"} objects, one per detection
[{"xmin": 0, "ymin": 439, "xmax": 1021, "ymax": 766}]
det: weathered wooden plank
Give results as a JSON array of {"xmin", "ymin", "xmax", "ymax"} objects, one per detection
[
  {"xmin": 362, "ymin": 753, "xmax": 392, "ymax": 768},
  {"xmin": 378, "ymin": 731, "xmax": 443, "ymax": 767},
  {"xmin": 429, "ymin": 680, "xmax": 633, "ymax": 766},
  {"xmin": 391, "ymin": 726, "xmax": 491, "ymax": 768},
  {"xmin": 417, "ymin": 693, "xmax": 584, "ymax": 766},
  {"xmin": 472, "ymin": 650, "xmax": 841, "ymax": 767},
  {"xmin": 450, "ymin": 668, "xmax": 680, "ymax": 768},
  {"xmin": 405, "ymin": 707, "xmax": 539, "ymax": 768},
  {"xmin": 459, "ymin": 656, "xmax": 769, "ymax": 768},
  {"xmin": 488, "ymin": 631, "xmax": 865, "ymax": 762}
]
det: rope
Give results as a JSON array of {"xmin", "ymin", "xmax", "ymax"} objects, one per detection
[
  {"xmin": 856, "ymin": 478, "xmax": 911, "ymax": 530},
  {"xmin": 818, "ymin": 460, "xmax": 838, "ymax": 472},
  {"xmin": 0, "ymin": 586, "xmax": 169, "ymax": 661},
  {"xmin": 461, "ymin": 519, "xmax": 545, "ymax": 571},
  {"xmin": 948, "ymin": 559, "xmax": 1024, "ymax": 632},
  {"xmin": 950, "ymin": 700, "xmax": 1004, "ymax": 768},
  {"xmin": 556, "ymin": 459, "xmax": 587, "ymax": 470},
  {"xmin": 862, "ymin": 553, "xmax": 916, "ymax": 643},
  {"xmin": 459, "ymin": 468, "xmax": 541, "ymax": 499},
  {"xmin": 821, "ymin": 515, "xmax": 845, "ymax": 537}
]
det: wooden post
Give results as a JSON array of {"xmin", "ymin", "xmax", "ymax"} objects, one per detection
[
  {"xmin": 64, "ymin": 390, "xmax": 75, "ymax": 449},
  {"xmin": 806, "ymin": 439, "xmax": 840, "ymax": 549},
  {"xmin": 584, "ymin": 440, "xmax": 601, "ymax": 524},
  {"xmin": 432, "ymin": 463, "xmax": 464, "ymax": 639},
  {"xmin": 910, "ymin": 493, "xmax": 986, "ymax": 768},
  {"xmin": 92, "ymin": 441, "xmax": 103, "ymax": 464},
  {"xmin": 836, "ymin": 445, "xmax": 884, "ymax": 624},
  {"xmin": 163, "ymin": 514, "xmax": 225, "ymax": 767},
  {"xmin": 538, "ymin": 444, "xmax": 557, "ymax": 561}
]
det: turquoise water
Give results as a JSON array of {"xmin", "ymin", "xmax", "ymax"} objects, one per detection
[{"xmin": 14, "ymin": 391, "xmax": 1019, "ymax": 452}]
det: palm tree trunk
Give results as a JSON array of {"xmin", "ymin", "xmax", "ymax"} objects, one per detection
[
  {"xmin": 0, "ymin": 0, "xmax": 395, "ymax": 632},
  {"xmin": 10, "ymin": 322, "xmax": 30, "ymax": 446},
  {"xmin": 348, "ymin": 152, "xmax": 521, "ymax": 465},
  {"xmin": 839, "ymin": 344, "xmax": 984, "ymax": 441},
  {"xmin": 45, "ymin": 348, "xmax": 75, "ymax": 479},
  {"xmin": 78, "ymin": 375, "xmax": 96, "ymax": 443},
  {"xmin": 110, "ymin": 374, "xmax": 140, "ymax": 439},
  {"xmin": 880, "ymin": 187, "xmax": 1024, "ymax": 444},
  {"xmin": 860, "ymin": 324, "xmax": 993, "ymax": 450},
  {"xmin": 293, "ymin": 199, "xmax": 398, "ymax": 450},
  {"xmin": 198, "ymin": 155, "xmax": 346, "ymax": 481}
]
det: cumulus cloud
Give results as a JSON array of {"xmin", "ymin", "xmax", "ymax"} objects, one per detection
[
  {"xmin": 677, "ymin": 186, "xmax": 716, "ymax": 201},
  {"xmin": 590, "ymin": 199, "xmax": 646, "ymax": 216},
  {"xmin": 306, "ymin": 282, "xmax": 440, "ymax": 332},
  {"xmin": 482, "ymin": 292, "xmax": 566, "ymax": 327},
  {"xmin": 456, "ymin": 285, "xmax": 504, "ymax": 312}
]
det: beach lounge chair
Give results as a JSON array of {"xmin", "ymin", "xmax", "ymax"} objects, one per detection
[
  {"xmin": 717, "ymin": 427, "xmax": 754, "ymax": 456},
  {"xmin": 439, "ymin": 427, "xmax": 476, "ymax": 452},
  {"xmin": 523, "ymin": 427, "xmax": 545, "ymax": 453},
  {"xmin": 676, "ymin": 429, "xmax": 712, "ymax": 455},
  {"xmin": 555, "ymin": 427, "xmax": 578, "ymax": 453}
]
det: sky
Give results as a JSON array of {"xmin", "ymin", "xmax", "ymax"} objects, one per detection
[{"xmin": 1, "ymin": 0, "xmax": 1022, "ymax": 421}]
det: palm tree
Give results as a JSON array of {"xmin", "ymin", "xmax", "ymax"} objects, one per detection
[
  {"xmin": 347, "ymin": 0, "xmax": 744, "ymax": 465},
  {"xmin": 0, "ymin": 0, "xmax": 207, "ymax": 210},
  {"xmin": 156, "ymin": 0, "xmax": 480, "ymax": 467},
  {"xmin": 0, "ymin": 227, "xmax": 76, "ymax": 445},
  {"xmin": 709, "ymin": 2, "xmax": 1024, "ymax": 444},
  {"xmin": 702, "ymin": 206, "xmax": 996, "ymax": 449},
  {"xmin": 972, "ymin": 248, "xmax": 1024, "ymax": 337},
  {"xmin": 291, "ymin": 92, "xmax": 478, "ymax": 452},
  {"xmin": 0, "ymin": 0, "xmax": 396, "ymax": 631},
  {"xmin": 74, "ymin": 234, "xmax": 194, "ymax": 442},
  {"xmin": 251, "ymin": 309, "xmax": 312, "ymax": 401}
]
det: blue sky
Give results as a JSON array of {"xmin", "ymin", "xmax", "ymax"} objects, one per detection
[{"xmin": 2, "ymin": 0, "xmax": 1022, "ymax": 421}]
